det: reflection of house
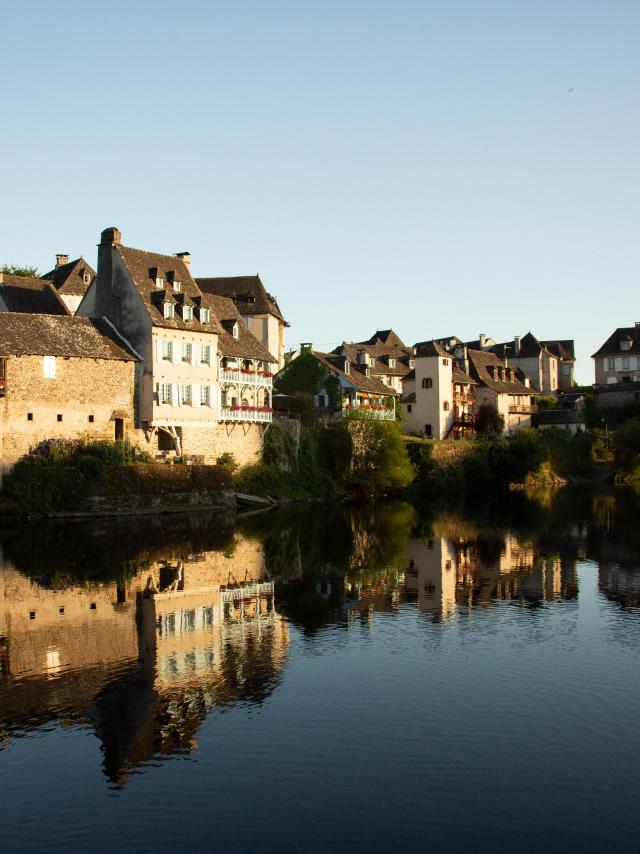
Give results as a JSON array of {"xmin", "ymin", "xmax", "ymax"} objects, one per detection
[{"xmin": 404, "ymin": 540, "xmax": 458, "ymax": 621}]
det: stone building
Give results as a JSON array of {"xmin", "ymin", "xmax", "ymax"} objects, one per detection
[
  {"xmin": 330, "ymin": 329, "xmax": 414, "ymax": 395},
  {"xmin": 196, "ymin": 274, "xmax": 288, "ymax": 370},
  {"xmin": 77, "ymin": 227, "xmax": 276, "ymax": 465},
  {"xmin": 466, "ymin": 348, "xmax": 539, "ymax": 432},
  {"xmin": 592, "ymin": 323, "xmax": 640, "ymax": 386},
  {"xmin": 0, "ymin": 313, "xmax": 138, "ymax": 475},
  {"xmin": 41, "ymin": 255, "xmax": 96, "ymax": 314},
  {"xmin": 0, "ymin": 271, "xmax": 69, "ymax": 316}
]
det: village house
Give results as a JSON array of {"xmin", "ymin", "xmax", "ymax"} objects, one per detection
[
  {"xmin": 278, "ymin": 343, "xmax": 399, "ymax": 419},
  {"xmin": 196, "ymin": 274, "xmax": 288, "ymax": 370},
  {"xmin": 0, "ymin": 271, "xmax": 69, "ymax": 316},
  {"xmin": 592, "ymin": 323, "xmax": 640, "ymax": 386},
  {"xmin": 77, "ymin": 227, "xmax": 276, "ymax": 465},
  {"xmin": 0, "ymin": 312, "xmax": 138, "ymax": 475},
  {"xmin": 465, "ymin": 347, "xmax": 539, "ymax": 432},
  {"xmin": 330, "ymin": 329, "xmax": 414, "ymax": 395},
  {"xmin": 490, "ymin": 332, "xmax": 575, "ymax": 394},
  {"xmin": 401, "ymin": 341, "xmax": 477, "ymax": 439},
  {"xmin": 41, "ymin": 255, "xmax": 96, "ymax": 314}
]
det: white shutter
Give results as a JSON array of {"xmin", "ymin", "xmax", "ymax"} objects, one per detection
[
  {"xmin": 172, "ymin": 383, "xmax": 180, "ymax": 406},
  {"xmin": 157, "ymin": 339, "xmax": 163, "ymax": 362},
  {"xmin": 193, "ymin": 384, "xmax": 201, "ymax": 406}
]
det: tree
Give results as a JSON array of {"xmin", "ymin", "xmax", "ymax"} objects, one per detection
[
  {"xmin": 537, "ymin": 395, "xmax": 558, "ymax": 411},
  {"xmin": 475, "ymin": 403, "xmax": 505, "ymax": 437},
  {"xmin": 343, "ymin": 412, "xmax": 414, "ymax": 493},
  {"xmin": 2, "ymin": 264, "xmax": 39, "ymax": 277}
]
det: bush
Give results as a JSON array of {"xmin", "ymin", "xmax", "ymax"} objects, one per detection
[
  {"xmin": 613, "ymin": 417, "xmax": 640, "ymax": 477},
  {"xmin": 216, "ymin": 452, "xmax": 238, "ymax": 474},
  {"xmin": 475, "ymin": 403, "xmax": 505, "ymax": 437}
]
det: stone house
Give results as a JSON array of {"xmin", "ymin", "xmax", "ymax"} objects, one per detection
[
  {"xmin": 0, "ymin": 313, "xmax": 138, "ymax": 475},
  {"xmin": 401, "ymin": 341, "xmax": 477, "ymax": 439},
  {"xmin": 77, "ymin": 227, "xmax": 276, "ymax": 465},
  {"xmin": 330, "ymin": 329, "xmax": 414, "ymax": 395},
  {"xmin": 592, "ymin": 323, "xmax": 640, "ymax": 386},
  {"xmin": 0, "ymin": 271, "xmax": 69, "ymax": 315},
  {"xmin": 491, "ymin": 332, "xmax": 575, "ymax": 394},
  {"xmin": 465, "ymin": 348, "xmax": 539, "ymax": 432},
  {"xmin": 196, "ymin": 274, "xmax": 288, "ymax": 370},
  {"xmin": 42, "ymin": 255, "xmax": 96, "ymax": 314},
  {"xmin": 278, "ymin": 343, "xmax": 399, "ymax": 419}
]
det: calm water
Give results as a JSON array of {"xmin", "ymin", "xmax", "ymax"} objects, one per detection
[{"xmin": 1, "ymin": 487, "xmax": 640, "ymax": 852}]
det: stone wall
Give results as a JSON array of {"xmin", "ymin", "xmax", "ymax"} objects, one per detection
[
  {"xmin": 168, "ymin": 421, "xmax": 264, "ymax": 466},
  {"xmin": 0, "ymin": 354, "xmax": 136, "ymax": 474}
]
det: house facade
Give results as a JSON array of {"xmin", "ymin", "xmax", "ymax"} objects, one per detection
[
  {"xmin": 330, "ymin": 329, "xmax": 414, "ymax": 396},
  {"xmin": 592, "ymin": 324, "xmax": 640, "ymax": 386},
  {"xmin": 42, "ymin": 255, "xmax": 96, "ymax": 314},
  {"xmin": 491, "ymin": 332, "xmax": 575, "ymax": 394},
  {"xmin": 277, "ymin": 343, "xmax": 399, "ymax": 419},
  {"xmin": 466, "ymin": 348, "xmax": 538, "ymax": 432},
  {"xmin": 0, "ymin": 313, "xmax": 137, "ymax": 475},
  {"xmin": 401, "ymin": 341, "xmax": 477, "ymax": 439},
  {"xmin": 196, "ymin": 274, "xmax": 288, "ymax": 369},
  {"xmin": 77, "ymin": 227, "xmax": 276, "ymax": 465}
]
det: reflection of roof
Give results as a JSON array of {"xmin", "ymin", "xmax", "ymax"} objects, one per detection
[
  {"xmin": 0, "ymin": 275, "xmax": 69, "ymax": 315},
  {"xmin": 42, "ymin": 257, "xmax": 96, "ymax": 297},
  {"xmin": 592, "ymin": 326, "xmax": 640, "ymax": 357},
  {"xmin": 0, "ymin": 314, "xmax": 137, "ymax": 360},
  {"xmin": 467, "ymin": 348, "xmax": 538, "ymax": 395},
  {"xmin": 196, "ymin": 275, "xmax": 286, "ymax": 323}
]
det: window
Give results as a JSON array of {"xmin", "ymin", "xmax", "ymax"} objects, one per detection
[
  {"xmin": 88, "ymin": 414, "xmax": 94, "ymax": 423},
  {"xmin": 161, "ymin": 340, "xmax": 173, "ymax": 362},
  {"xmin": 160, "ymin": 383, "xmax": 173, "ymax": 405},
  {"xmin": 183, "ymin": 305, "xmax": 193, "ymax": 321},
  {"xmin": 442, "ymin": 359, "xmax": 449, "ymax": 366},
  {"xmin": 409, "ymin": 359, "xmax": 415, "ymax": 368},
  {"xmin": 232, "ymin": 321, "xmax": 239, "ymax": 339},
  {"xmin": 365, "ymin": 368, "xmax": 371, "ymax": 378},
  {"xmin": 201, "ymin": 385, "xmax": 211, "ymax": 407},
  {"xmin": 155, "ymin": 276, "xmax": 164, "ymax": 289},
  {"xmin": 443, "ymin": 401, "xmax": 450, "ymax": 411},
  {"xmin": 181, "ymin": 384, "xmax": 193, "ymax": 405},
  {"xmin": 344, "ymin": 362, "xmax": 350, "ymax": 375},
  {"xmin": 621, "ymin": 340, "xmax": 631, "ymax": 351},
  {"xmin": 29, "ymin": 610, "xmax": 36, "ymax": 620},
  {"xmin": 622, "ymin": 357, "xmax": 630, "ymax": 370},
  {"xmin": 562, "ymin": 364, "xmax": 571, "ymax": 376},
  {"xmin": 317, "ymin": 394, "xmax": 327, "ymax": 407},
  {"xmin": 407, "ymin": 404, "xmax": 412, "ymax": 413},
  {"xmin": 369, "ymin": 357, "xmax": 375, "ymax": 367},
  {"xmin": 83, "ymin": 273, "xmax": 91, "ymax": 284},
  {"xmin": 201, "ymin": 344, "xmax": 211, "ymax": 365},
  {"xmin": 389, "ymin": 358, "xmax": 395, "ymax": 368},
  {"xmin": 422, "ymin": 378, "xmax": 432, "ymax": 389},
  {"xmin": 183, "ymin": 343, "xmax": 193, "ymax": 363},
  {"xmin": 163, "ymin": 302, "xmax": 174, "ymax": 319},
  {"xmin": 201, "ymin": 308, "xmax": 211, "ymax": 323},
  {"xmin": 424, "ymin": 424, "xmax": 432, "ymax": 437},
  {"xmin": 59, "ymin": 607, "xmax": 65, "ymax": 615},
  {"xmin": 43, "ymin": 355, "xmax": 57, "ymax": 379},
  {"xmin": 607, "ymin": 377, "xmax": 617, "ymax": 384},
  {"xmin": 607, "ymin": 357, "xmax": 616, "ymax": 371},
  {"xmin": 173, "ymin": 280, "xmax": 182, "ymax": 292},
  {"xmin": 90, "ymin": 602, "xmax": 96, "ymax": 610},
  {"xmin": 27, "ymin": 413, "xmax": 33, "ymax": 421},
  {"xmin": 57, "ymin": 413, "xmax": 63, "ymax": 422}
]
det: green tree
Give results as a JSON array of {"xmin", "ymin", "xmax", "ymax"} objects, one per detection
[
  {"xmin": 613, "ymin": 417, "xmax": 640, "ymax": 477},
  {"xmin": 2, "ymin": 264, "xmax": 39, "ymax": 277},
  {"xmin": 344, "ymin": 412, "xmax": 414, "ymax": 493},
  {"xmin": 475, "ymin": 402, "xmax": 505, "ymax": 436},
  {"xmin": 537, "ymin": 395, "xmax": 558, "ymax": 411}
]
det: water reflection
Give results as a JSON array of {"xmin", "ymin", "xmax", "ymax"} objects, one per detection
[{"xmin": 1, "ymin": 485, "xmax": 640, "ymax": 789}]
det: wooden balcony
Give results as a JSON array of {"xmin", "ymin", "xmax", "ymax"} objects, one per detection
[
  {"xmin": 220, "ymin": 369, "xmax": 273, "ymax": 386},
  {"xmin": 508, "ymin": 404, "xmax": 537, "ymax": 414},
  {"xmin": 219, "ymin": 407, "xmax": 273, "ymax": 423}
]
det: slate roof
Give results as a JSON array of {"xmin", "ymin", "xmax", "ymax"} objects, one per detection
[
  {"xmin": 541, "ymin": 339, "xmax": 575, "ymax": 361},
  {"xmin": 196, "ymin": 275, "xmax": 286, "ymax": 324},
  {"xmin": 415, "ymin": 340, "xmax": 451, "ymax": 359},
  {"xmin": 401, "ymin": 392, "xmax": 416, "ymax": 404},
  {"xmin": 305, "ymin": 350, "xmax": 398, "ymax": 396},
  {"xmin": 491, "ymin": 333, "xmax": 576, "ymax": 363},
  {"xmin": 467, "ymin": 348, "xmax": 539, "ymax": 395},
  {"xmin": 360, "ymin": 329, "xmax": 407, "ymax": 348},
  {"xmin": 452, "ymin": 364, "xmax": 478, "ymax": 385},
  {"xmin": 116, "ymin": 245, "xmax": 221, "ymax": 333},
  {"xmin": 0, "ymin": 275, "xmax": 69, "ymax": 316},
  {"xmin": 537, "ymin": 409, "xmax": 583, "ymax": 426},
  {"xmin": 42, "ymin": 258, "xmax": 96, "ymax": 297},
  {"xmin": 331, "ymin": 341, "xmax": 413, "ymax": 377},
  {"xmin": 592, "ymin": 326, "xmax": 640, "ymax": 358},
  {"xmin": 205, "ymin": 294, "xmax": 276, "ymax": 363},
  {"xmin": 0, "ymin": 314, "xmax": 136, "ymax": 360}
]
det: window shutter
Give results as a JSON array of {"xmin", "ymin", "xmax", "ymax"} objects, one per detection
[
  {"xmin": 193, "ymin": 383, "xmax": 201, "ymax": 406},
  {"xmin": 172, "ymin": 383, "xmax": 180, "ymax": 406},
  {"xmin": 157, "ymin": 339, "xmax": 163, "ymax": 362}
]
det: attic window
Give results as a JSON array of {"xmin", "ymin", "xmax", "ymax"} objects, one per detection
[
  {"xmin": 200, "ymin": 308, "xmax": 210, "ymax": 323},
  {"xmin": 365, "ymin": 368, "xmax": 371, "ymax": 378},
  {"xmin": 155, "ymin": 277, "xmax": 165, "ymax": 289},
  {"xmin": 344, "ymin": 362, "xmax": 350, "ymax": 375},
  {"xmin": 232, "ymin": 322, "xmax": 239, "ymax": 339},
  {"xmin": 621, "ymin": 340, "xmax": 631, "ymax": 351},
  {"xmin": 409, "ymin": 359, "xmax": 415, "ymax": 369},
  {"xmin": 369, "ymin": 357, "xmax": 375, "ymax": 367},
  {"xmin": 388, "ymin": 358, "xmax": 395, "ymax": 368},
  {"xmin": 83, "ymin": 273, "xmax": 91, "ymax": 284},
  {"xmin": 183, "ymin": 305, "xmax": 194, "ymax": 321},
  {"xmin": 173, "ymin": 281, "xmax": 182, "ymax": 292},
  {"xmin": 163, "ymin": 303, "xmax": 174, "ymax": 319}
]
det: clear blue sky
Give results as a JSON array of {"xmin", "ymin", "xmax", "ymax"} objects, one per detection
[{"xmin": 1, "ymin": 1, "xmax": 638, "ymax": 383}]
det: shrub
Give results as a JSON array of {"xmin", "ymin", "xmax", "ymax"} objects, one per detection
[
  {"xmin": 613, "ymin": 417, "xmax": 640, "ymax": 477},
  {"xmin": 475, "ymin": 403, "xmax": 505, "ymax": 437},
  {"xmin": 216, "ymin": 452, "xmax": 238, "ymax": 474}
]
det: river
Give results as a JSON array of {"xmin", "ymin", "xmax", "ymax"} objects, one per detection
[{"xmin": 1, "ymin": 486, "xmax": 640, "ymax": 852}]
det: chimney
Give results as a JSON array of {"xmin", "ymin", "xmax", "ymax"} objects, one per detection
[
  {"xmin": 514, "ymin": 335, "xmax": 521, "ymax": 355},
  {"xmin": 479, "ymin": 333, "xmax": 486, "ymax": 349},
  {"xmin": 55, "ymin": 254, "xmax": 69, "ymax": 269},
  {"xmin": 101, "ymin": 227, "xmax": 121, "ymax": 245},
  {"xmin": 301, "ymin": 342, "xmax": 313, "ymax": 353},
  {"xmin": 175, "ymin": 252, "xmax": 191, "ymax": 269}
]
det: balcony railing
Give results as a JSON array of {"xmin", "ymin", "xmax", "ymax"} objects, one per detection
[
  {"xmin": 342, "ymin": 406, "xmax": 396, "ymax": 420},
  {"xmin": 220, "ymin": 407, "xmax": 273, "ymax": 423},
  {"xmin": 508, "ymin": 404, "xmax": 537, "ymax": 414},
  {"xmin": 220, "ymin": 369, "xmax": 273, "ymax": 386}
]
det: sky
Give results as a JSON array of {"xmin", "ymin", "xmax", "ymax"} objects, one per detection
[{"xmin": 1, "ymin": 1, "xmax": 638, "ymax": 384}]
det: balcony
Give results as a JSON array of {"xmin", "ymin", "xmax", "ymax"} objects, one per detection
[
  {"xmin": 220, "ymin": 407, "xmax": 273, "ymax": 423},
  {"xmin": 342, "ymin": 406, "xmax": 396, "ymax": 421},
  {"xmin": 220, "ymin": 369, "xmax": 273, "ymax": 386},
  {"xmin": 508, "ymin": 404, "xmax": 537, "ymax": 414}
]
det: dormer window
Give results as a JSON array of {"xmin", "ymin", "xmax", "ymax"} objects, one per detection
[
  {"xmin": 173, "ymin": 281, "xmax": 182, "ymax": 292},
  {"xmin": 200, "ymin": 308, "xmax": 210, "ymax": 323},
  {"xmin": 621, "ymin": 340, "xmax": 631, "ymax": 351},
  {"xmin": 409, "ymin": 359, "xmax": 415, "ymax": 368},
  {"xmin": 365, "ymin": 368, "xmax": 371, "ymax": 378},
  {"xmin": 388, "ymin": 358, "xmax": 395, "ymax": 368},
  {"xmin": 163, "ymin": 302, "xmax": 174, "ymax": 319},
  {"xmin": 183, "ymin": 305, "xmax": 194, "ymax": 321},
  {"xmin": 369, "ymin": 357, "xmax": 375, "ymax": 367},
  {"xmin": 83, "ymin": 272, "xmax": 91, "ymax": 285},
  {"xmin": 232, "ymin": 321, "xmax": 239, "ymax": 339},
  {"xmin": 155, "ymin": 277, "xmax": 165, "ymax": 289}
]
